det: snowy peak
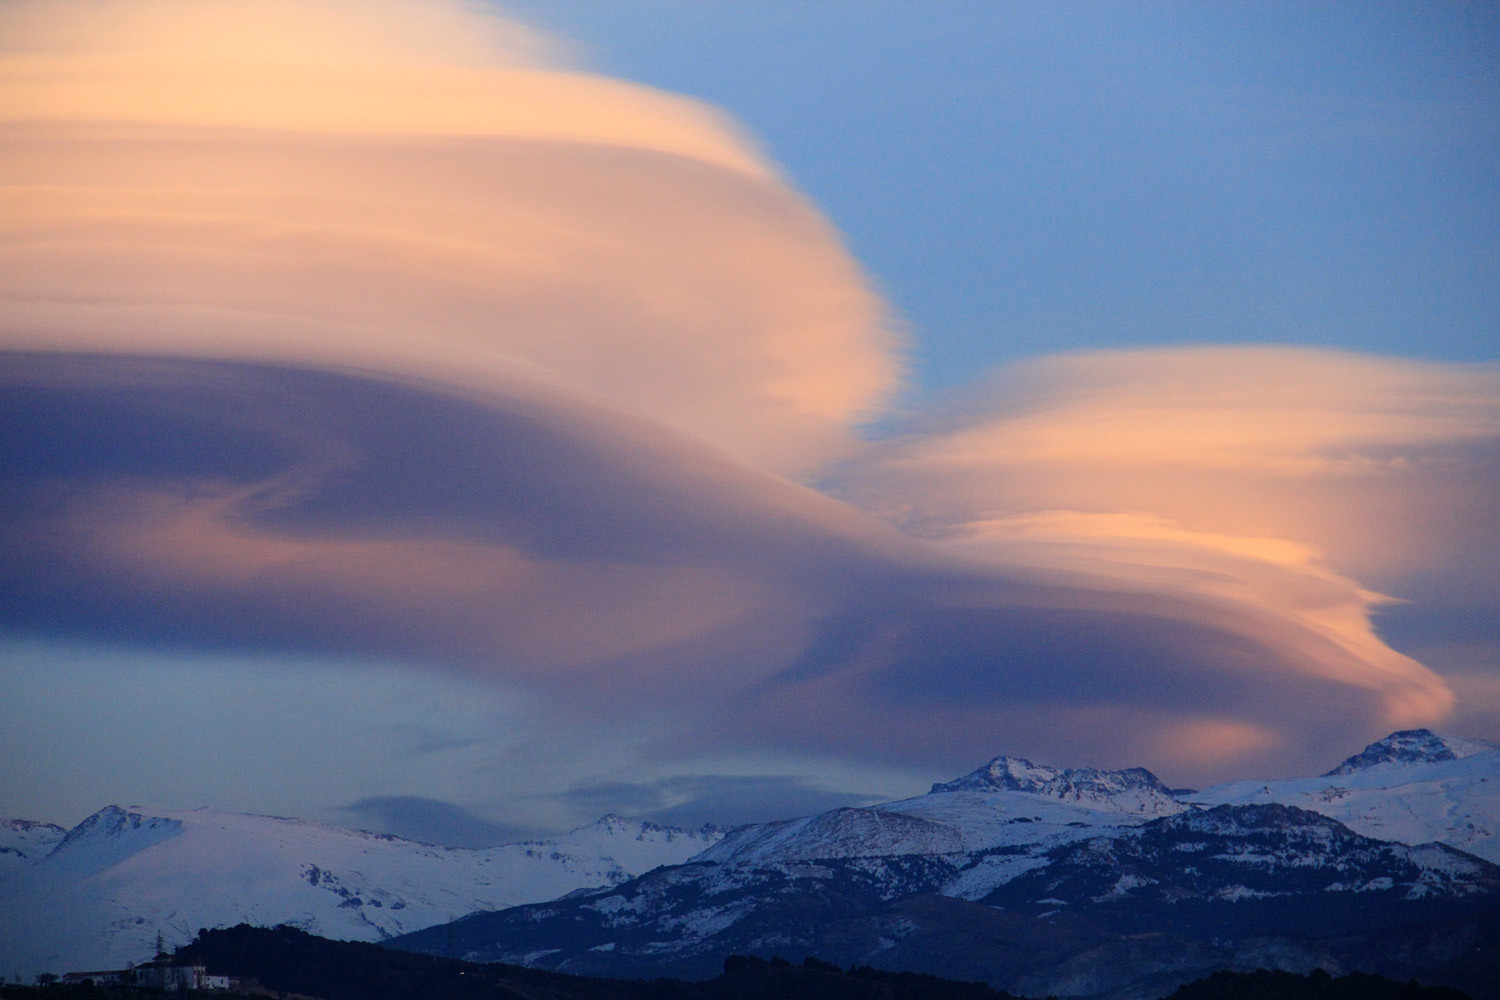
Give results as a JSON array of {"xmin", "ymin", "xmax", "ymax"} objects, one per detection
[
  {"xmin": 0, "ymin": 818, "xmax": 67, "ymax": 878},
  {"xmin": 931, "ymin": 755, "xmax": 1054, "ymax": 794},
  {"xmin": 47, "ymin": 806, "xmax": 184, "ymax": 877},
  {"xmin": 570, "ymin": 814, "xmax": 713, "ymax": 841},
  {"xmin": 1323, "ymin": 729, "xmax": 1498, "ymax": 776},
  {"xmin": 54, "ymin": 805, "xmax": 181, "ymax": 846},
  {"xmin": 930, "ymin": 754, "xmax": 1181, "ymax": 815},
  {"xmin": 574, "ymin": 813, "xmax": 644, "ymax": 838},
  {"xmin": 0, "ymin": 818, "xmax": 67, "ymax": 838},
  {"xmin": 1193, "ymin": 730, "xmax": 1500, "ymax": 864},
  {"xmin": 516, "ymin": 814, "xmax": 721, "ymax": 878},
  {"xmin": 696, "ymin": 806, "xmax": 963, "ymax": 865}
]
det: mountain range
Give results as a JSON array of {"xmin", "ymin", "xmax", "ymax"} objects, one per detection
[
  {"xmin": 0, "ymin": 806, "xmax": 718, "ymax": 980},
  {"xmin": 3, "ymin": 728, "xmax": 1497, "ymax": 999},
  {"xmin": 387, "ymin": 730, "xmax": 1500, "ymax": 998}
]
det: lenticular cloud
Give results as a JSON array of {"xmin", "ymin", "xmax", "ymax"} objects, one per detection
[
  {"xmin": 0, "ymin": 0, "xmax": 900, "ymax": 476},
  {"xmin": 2, "ymin": 0, "xmax": 1492, "ymax": 782}
]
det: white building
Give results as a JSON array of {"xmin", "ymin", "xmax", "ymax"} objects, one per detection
[{"xmin": 132, "ymin": 962, "xmax": 212, "ymax": 991}]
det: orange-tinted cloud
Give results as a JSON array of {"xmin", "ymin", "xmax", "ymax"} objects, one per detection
[
  {"xmin": 836, "ymin": 347, "xmax": 1500, "ymax": 731},
  {"xmin": 0, "ymin": 0, "xmax": 762, "ymax": 173},
  {"xmin": 5, "ymin": 348, "xmax": 1489, "ymax": 784},
  {"xmin": 1, "ymin": 0, "xmax": 1494, "ymax": 789},
  {"xmin": 0, "ymin": 0, "xmax": 899, "ymax": 475}
]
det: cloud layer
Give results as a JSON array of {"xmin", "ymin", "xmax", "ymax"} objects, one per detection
[
  {"xmin": 835, "ymin": 348, "xmax": 1500, "ymax": 731},
  {"xmin": 7, "ymin": 348, "xmax": 1489, "ymax": 785},
  {"xmin": 0, "ymin": 0, "xmax": 898, "ymax": 476},
  {"xmin": 2, "ymin": 0, "xmax": 1495, "ymax": 802}
]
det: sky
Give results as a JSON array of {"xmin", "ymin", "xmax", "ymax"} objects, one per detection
[{"xmin": 1, "ymin": 0, "xmax": 1497, "ymax": 846}]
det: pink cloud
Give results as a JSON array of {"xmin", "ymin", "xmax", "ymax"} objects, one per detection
[
  {"xmin": 836, "ymin": 347, "xmax": 1500, "ymax": 732},
  {"xmin": 0, "ymin": 0, "xmax": 900, "ymax": 476},
  {"xmin": 1, "ymin": 1, "xmax": 1494, "ymax": 786}
]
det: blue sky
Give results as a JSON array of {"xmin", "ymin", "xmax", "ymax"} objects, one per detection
[
  {"xmin": 515, "ymin": 1, "xmax": 1500, "ymax": 387},
  {"xmin": 0, "ymin": 0, "xmax": 1496, "ymax": 845}
]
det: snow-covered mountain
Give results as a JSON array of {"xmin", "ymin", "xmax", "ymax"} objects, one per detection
[
  {"xmin": 7, "ymin": 728, "xmax": 1497, "ymax": 994},
  {"xmin": 1322, "ymin": 729, "xmax": 1495, "ymax": 774},
  {"xmin": 1192, "ymin": 729, "xmax": 1500, "ymax": 863},
  {"xmin": 982, "ymin": 802, "xmax": 1499, "ymax": 910},
  {"xmin": 695, "ymin": 806, "xmax": 964, "ymax": 865},
  {"xmin": 0, "ymin": 804, "xmax": 719, "ymax": 980},
  {"xmin": 699, "ymin": 756, "xmax": 1188, "ymax": 882},
  {"xmin": 391, "ymin": 802, "xmax": 1500, "ymax": 995},
  {"xmin": 929, "ymin": 755, "xmax": 1184, "ymax": 816},
  {"xmin": 390, "ymin": 730, "xmax": 1500, "ymax": 999},
  {"xmin": 0, "ymin": 819, "xmax": 66, "ymax": 881}
]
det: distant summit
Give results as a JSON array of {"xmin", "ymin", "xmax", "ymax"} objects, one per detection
[
  {"xmin": 0, "ymin": 818, "xmax": 67, "ymax": 877},
  {"xmin": 1322, "ymin": 729, "xmax": 1497, "ymax": 776},
  {"xmin": 929, "ymin": 754, "xmax": 1182, "ymax": 815}
]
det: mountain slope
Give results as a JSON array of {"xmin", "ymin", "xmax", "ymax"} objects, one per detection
[
  {"xmin": 694, "ymin": 807, "xmax": 964, "ymax": 865},
  {"xmin": 0, "ymin": 805, "xmax": 718, "ymax": 979},
  {"xmin": 0, "ymin": 819, "xmax": 66, "ymax": 882},
  {"xmin": 390, "ymin": 804, "xmax": 1500, "ymax": 996},
  {"xmin": 389, "ymin": 732, "xmax": 1500, "ymax": 999},
  {"xmin": 981, "ymin": 803, "xmax": 1499, "ymax": 913},
  {"xmin": 1192, "ymin": 730, "xmax": 1500, "ymax": 863}
]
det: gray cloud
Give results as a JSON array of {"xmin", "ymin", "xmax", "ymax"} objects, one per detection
[
  {"xmin": 341, "ymin": 796, "xmax": 540, "ymax": 848},
  {"xmin": 0, "ymin": 0, "xmax": 900, "ymax": 478},
  {"xmin": 1, "ymin": 351, "xmax": 1469, "ymax": 788},
  {"xmin": 561, "ymin": 775, "xmax": 883, "ymax": 830},
  {"xmin": 0, "ymin": 0, "xmax": 1492, "ymax": 806}
]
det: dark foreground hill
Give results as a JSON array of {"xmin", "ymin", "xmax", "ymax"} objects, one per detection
[
  {"xmin": 173, "ymin": 923, "xmax": 1024, "ymax": 1000},
  {"xmin": 0, "ymin": 924, "xmax": 1463, "ymax": 1000},
  {"xmin": 1163, "ymin": 968, "xmax": 1472, "ymax": 1000}
]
